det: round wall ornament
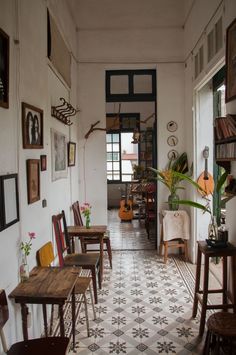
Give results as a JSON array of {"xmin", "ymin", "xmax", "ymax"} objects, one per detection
[
  {"xmin": 167, "ymin": 135, "xmax": 178, "ymax": 146},
  {"xmin": 167, "ymin": 150, "xmax": 179, "ymax": 160},
  {"xmin": 167, "ymin": 121, "xmax": 178, "ymax": 132}
]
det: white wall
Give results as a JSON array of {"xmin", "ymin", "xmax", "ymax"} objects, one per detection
[{"xmin": 0, "ymin": 0, "xmax": 79, "ymax": 348}]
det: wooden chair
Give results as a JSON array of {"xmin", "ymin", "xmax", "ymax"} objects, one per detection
[
  {"xmin": 203, "ymin": 312, "xmax": 236, "ymax": 354},
  {"xmin": 52, "ymin": 213, "xmax": 101, "ymax": 304},
  {"xmin": 38, "ymin": 241, "xmax": 96, "ymax": 337},
  {"xmin": 72, "ymin": 201, "xmax": 112, "ymax": 268},
  {"xmin": 0, "ymin": 289, "xmax": 69, "ymax": 355},
  {"xmin": 144, "ymin": 183, "xmax": 156, "ymax": 238}
]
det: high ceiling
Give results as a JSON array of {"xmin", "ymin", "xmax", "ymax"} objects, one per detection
[{"xmin": 66, "ymin": 0, "xmax": 194, "ymax": 30}]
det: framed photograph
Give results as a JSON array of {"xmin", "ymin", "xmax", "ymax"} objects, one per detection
[
  {"xmin": 226, "ymin": 18, "xmax": 236, "ymax": 102},
  {"xmin": 22, "ymin": 102, "xmax": 43, "ymax": 149},
  {"xmin": 27, "ymin": 159, "xmax": 40, "ymax": 204},
  {"xmin": 0, "ymin": 28, "xmax": 9, "ymax": 108},
  {"xmin": 40, "ymin": 155, "xmax": 47, "ymax": 171},
  {"xmin": 0, "ymin": 174, "xmax": 19, "ymax": 231},
  {"xmin": 51, "ymin": 128, "xmax": 68, "ymax": 181},
  {"xmin": 68, "ymin": 142, "xmax": 76, "ymax": 167}
]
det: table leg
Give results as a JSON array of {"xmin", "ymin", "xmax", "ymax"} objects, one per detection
[
  {"xmin": 99, "ymin": 234, "xmax": 104, "ymax": 284},
  {"xmin": 58, "ymin": 304, "xmax": 65, "ymax": 337},
  {"xmin": 21, "ymin": 303, "xmax": 29, "ymax": 340},
  {"xmin": 192, "ymin": 244, "xmax": 202, "ymax": 318},
  {"xmin": 232, "ymin": 255, "xmax": 236, "ymax": 313},
  {"xmin": 71, "ymin": 287, "xmax": 75, "ymax": 350},
  {"xmin": 199, "ymin": 255, "xmax": 209, "ymax": 336},
  {"xmin": 42, "ymin": 304, "xmax": 48, "ymax": 337},
  {"xmin": 222, "ymin": 256, "xmax": 228, "ymax": 306}
]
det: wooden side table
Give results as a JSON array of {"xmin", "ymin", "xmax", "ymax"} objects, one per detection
[
  {"xmin": 192, "ymin": 241, "xmax": 236, "ymax": 336},
  {"xmin": 159, "ymin": 210, "xmax": 190, "ymax": 263}
]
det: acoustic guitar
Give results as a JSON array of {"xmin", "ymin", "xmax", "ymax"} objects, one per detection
[
  {"xmin": 118, "ymin": 184, "xmax": 133, "ymax": 221},
  {"xmin": 197, "ymin": 147, "xmax": 214, "ymax": 196}
]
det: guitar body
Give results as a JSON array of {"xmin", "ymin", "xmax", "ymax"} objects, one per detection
[
  {"xmin": 197, "ymin": 152, "xmax": 214, "ymax": 196},
  {"xmin": 118, "ymin": 199, "xmax": 133, "ymax": 221}
]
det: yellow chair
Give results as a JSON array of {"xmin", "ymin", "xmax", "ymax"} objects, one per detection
[{"xmin": 38, "ymin": 242, "xmax": 96, "ymax": 337}]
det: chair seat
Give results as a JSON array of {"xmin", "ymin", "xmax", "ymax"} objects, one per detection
[
  {"xmin": 64, "ymin": 252, "xmax": 100, "ymax": 267},
  {"xmin": 8, "ymin": 337, "xmax": 69, "ymax": 355},
  {"xmin": 75, "ymin": 277, "xmax": 92, "ymax": 294}
]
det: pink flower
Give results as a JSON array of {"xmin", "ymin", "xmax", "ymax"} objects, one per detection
[{"xmin": 28, "ymin": 232, "xmax": 36, "ymax": 240}]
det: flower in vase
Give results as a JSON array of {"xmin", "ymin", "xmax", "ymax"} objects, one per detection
[
  {"xmin": 80, "ymin": 203, "xmax": 92, "ymax": 228},
  {"xmin": 20, "ymin": 232, "xmax": 36, "ymax": 257}
]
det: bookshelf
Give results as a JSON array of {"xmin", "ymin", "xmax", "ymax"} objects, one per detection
[
  {"xmin": 139, "ymin": 129, "xmax": 154, "ymax": 172},
  {"xmin": 215, "ymin": 115, "xmax": 236, "ymax": 161}
]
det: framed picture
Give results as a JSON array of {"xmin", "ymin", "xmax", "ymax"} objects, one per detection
[
  {"xmin": 27, "ymin": 159, "xmax": 40, "ymax": 204},
  {"xmin": 68, "ymin": 142, "xmax": 76, "ymax": 167},
  {"xmin": 51, "ymin": 128, "xmax": 68, "ymax": 181},
  {"xmin": 40, "ymin": 155, "xmax": 47, "ymax": 171},
  {"xmin": 22, "ymin": 102, "xmax": 43, "ymax": 149},
  {"xmin": 0, "ymin": 174, "xmax": 19, "ymax": 231},
  {"xmin": 0, "ymin": 28, "xmax": 9, "ymax": 108},
  {"xmin": 226, "ymin": 18, "xmax": 236, "ymax": 102}
]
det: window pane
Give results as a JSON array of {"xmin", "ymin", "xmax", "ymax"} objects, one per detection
[
  {"xmin": 107, "ymin": 162, "xmax": 112, "ymax": 170},
  {"xmin": 107, "ymin": 143, "xmax": 112, "ymax": 152},
  {"xmin": 113, "ymin": 162, "xmax": 120, "ymax": 170},
  {"xmin": 107, "ymin": 174, "xmax": 113, "ymax": 180},
  {"xmin": 113, "ymin": 174, "xmax": 120, "ymax": 180},
  {"xmin": 113, "ymin": 134, "xmax": 119, "ymax": 143},
  {"xmin": 113, "ymin": 143, "xmax": 120, "ymax": 152},
  {"xmin": 106, "ymin": 134, "xmax": 112, "ymax": 143},
  {"xmin": 113, "ymin": 152, "xmax": 119, "ymax": 161}
]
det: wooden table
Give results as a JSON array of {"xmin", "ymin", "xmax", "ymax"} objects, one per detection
[
  {"xmin": 67, "ymin": 225, "xmax": 106, "ymax": 282},
  {"xmin": 9, "ymin": 266, "xmax": 80, "ymax": 348},
  {"xmin": 192, "ymin": 241, "xmax": 236, "ymax": 336}
]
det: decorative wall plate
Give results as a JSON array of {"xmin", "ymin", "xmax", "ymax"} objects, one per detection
[
  {"xmin": 167, "ymin": 121, "xmax": 178, "ymax": 132},
  {"xmin": 167, "ymin": 135, "xmax": 178, "ymax": 146},
  {"xmin": 167, "ymin": 150, "xmax": 179, "ymax": 160}
]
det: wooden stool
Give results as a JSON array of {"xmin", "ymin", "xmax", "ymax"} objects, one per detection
[
  {"xmin": 192, "ymin": 241, "xmax": 236, "ymax": 336},
  {"xmin": 159, "ymin": 210, "xmax": 189, "ymax": 264},
  {"xmin": 203, "ymin": 312, "xmax": 236, "ymax": 354}
]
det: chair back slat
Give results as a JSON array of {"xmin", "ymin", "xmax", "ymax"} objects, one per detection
[
  {"xmin": 38, "ymin": 242, "xmax": 55, "ymax": 267},
  {"xmin": 0, "ymin": 290, "xmax": 8, "ymax": 329},
  {"xmin": 62, "ymin": 210, "xmax": 72, "ymax": 253},
  {"xmin": 52, "ymin": 214, "xmax": 66, "ymax": 267},
  {"xmin": 72, "ymin": 201, "xmax": 83, "ymax": 226}
]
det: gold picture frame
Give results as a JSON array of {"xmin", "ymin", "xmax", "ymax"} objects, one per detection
[{"xmin": 27, "ymin": 159, "xmax": 40, "ymax": 204}]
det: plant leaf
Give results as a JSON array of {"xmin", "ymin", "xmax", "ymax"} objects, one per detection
[
  {"xmin": 171, "ymin": 199, "xmax": 211, "ymax": 213},
  {"xmin": 216, "ymin": 171, "xmax": 228, "ymax": 193}
]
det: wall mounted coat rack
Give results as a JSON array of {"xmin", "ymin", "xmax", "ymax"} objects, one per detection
[{"xmin": 51, "ymin": 97, "xmax": 80, "ymax": 126}]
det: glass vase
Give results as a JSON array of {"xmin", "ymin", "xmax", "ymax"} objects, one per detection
[
  {"xmin": 168, "ymin": 193, "xmax": 179, "ymax": 211},
  {"xmin": 85, "ymin": 215, "xmax": 90, "ymax": 229},
  {"xmin": 208, "ymin": 216, "xmax": 218, "ymax": 240},
  {"xmin": 20, "ymin": 255, "xmax": 29, "ymax": 282}
]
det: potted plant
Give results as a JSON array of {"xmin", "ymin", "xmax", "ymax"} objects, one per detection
[{"xmin": 150, "ymin": 152, "xmax": 193, "ymax": 210}]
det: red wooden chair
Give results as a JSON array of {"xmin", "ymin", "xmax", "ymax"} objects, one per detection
[
  {"xmin": 0, "ymin": 289, "xmax": 69, "ymax": 355},
  {"xmin": 52, "ymin": 212, "xmax": 101, "ymax": 304},
  {"xmin": 72, "ymin": 201, "xmax": 112, "ymax": 268}
]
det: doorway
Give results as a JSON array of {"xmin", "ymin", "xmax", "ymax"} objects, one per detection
[{"xmin": 105, "ymin": 69, "xmax": 157, "ymax": 250}]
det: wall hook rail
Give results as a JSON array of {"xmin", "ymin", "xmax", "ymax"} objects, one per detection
[{"xmin": 51, "ymin": 97, "xmax": 80, "ymax": 126}]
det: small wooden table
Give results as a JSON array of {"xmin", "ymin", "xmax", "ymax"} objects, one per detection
[
  {"xmin": 192, "ymin": 241, "xmax": 236, "ymax": 336},
  {"xmin": 9, "ymin": 266, "xmax": 80, "ymax": 348},
  {"xmin": 67, "ymin": 225, "xmax": 106, "ymax": 282}
]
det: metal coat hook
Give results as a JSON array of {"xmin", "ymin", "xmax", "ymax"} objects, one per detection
[{"xmin": 51, "ymin": 97, "xmax": 80, "ymax": 126}]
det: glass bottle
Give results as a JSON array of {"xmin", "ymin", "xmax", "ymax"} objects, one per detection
[
  {"xmin": 208, "ymin": 216, "xmax": 218, "ymax": 240},
  {"xmin": 20, "ymin": 254, "xmax": 29, "ymax": 282}
]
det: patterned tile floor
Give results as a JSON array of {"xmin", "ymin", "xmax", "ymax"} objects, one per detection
[{"xmin": 58, "ymin": 210, "xmax": 208, "ymax": 354}]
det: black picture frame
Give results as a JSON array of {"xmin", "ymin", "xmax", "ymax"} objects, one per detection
[
  {"xmin": 22, "ymin": 102, "xmax": 44, "ymax": 149},
  {"xmin": 0, "ymin": 174, "xmax": 19, "ymax": 231},
  {"xmin": 226, "ymin": 18, "xmax": 236, "ymax": 102},
  {"xmin": 0, "ymin": 28, "xmax": 9, "ymax": 109},
  {"xmin": 68, "ymin": 142, "xmax": 76, "ymax": 167}
]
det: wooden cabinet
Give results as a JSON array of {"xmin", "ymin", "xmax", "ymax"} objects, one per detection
[{"xmin": 215, "ymin": 115, "xmax": 236, "ymax": 161}]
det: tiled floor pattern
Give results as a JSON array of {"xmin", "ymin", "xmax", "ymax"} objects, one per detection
[
  {"xmin": 107, "ymin": 209, "xmax": 156, "ymax": 251},
  {"xmin": 63, "ymin": 251, "xmax": 205, "ymax": 354}
]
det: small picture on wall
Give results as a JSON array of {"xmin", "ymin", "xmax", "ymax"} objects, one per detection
[
  {"xmin": 0, "ymin": 28, "xmax": 9, "ymax": 108},
  {"xmin": 40, "ymin": 155, "xmax": 47, "ymax": 171},
  {"xmin": 51, "ymin": 128, "xmax": 68, "ymax": 181},
  {"xmin": 27, "ymin": 159, "xmax": 40, "ymax": 204},
  {"xmin": 22, "ymin": 102, "xmax": 43, "ymax": 149},
  {"xmin": 68, "ymin": 142, "xmax": 76, "ymax": 167}
]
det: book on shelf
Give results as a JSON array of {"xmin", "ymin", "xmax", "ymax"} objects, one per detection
[
  {"xmin": 215, "ymin": 115, "xmax": 236, "ymax": 140},
  {"xmin": 216, "ymin": 142, "xmax": 236, "ymax": 159}
]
